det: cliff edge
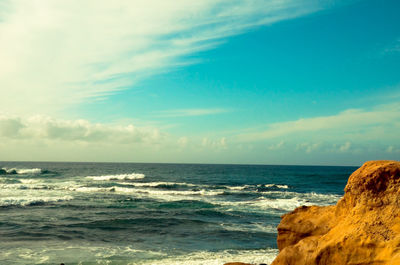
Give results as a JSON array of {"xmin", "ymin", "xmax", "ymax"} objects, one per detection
[{"xmin": 271, "ymin": 160, "xmax": 400, "ymax": 265}]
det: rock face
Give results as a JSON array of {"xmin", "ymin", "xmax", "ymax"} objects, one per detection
[{"xmin": 271, "ymin": 160, "xmax": 400, "ymax": 265}]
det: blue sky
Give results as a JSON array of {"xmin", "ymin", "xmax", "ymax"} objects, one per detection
[{"xmin": 0, "ymin": 0, "xmax": 399, "ymax": 165}]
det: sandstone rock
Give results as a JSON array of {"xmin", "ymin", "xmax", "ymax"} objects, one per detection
[{"xmin": 271, "ymin": 160, "xmax": 400, "ymax": 265}]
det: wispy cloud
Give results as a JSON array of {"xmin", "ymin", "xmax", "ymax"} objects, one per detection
[
  {"xmin": 153, "ymin": 108, "xmax": 229, "ymax": 117},
  {"xmin": 383, "ymin": 38, "xmax": 400, "ymax": 54},
  {"xmin": 202, "ymin": 137, "xmax": 227, "ymax": 150},
  {"xmin": 386, "ymin": 145, "xmax": 400, "ymax": 154},
  {"xmin": 237, "ymin": 103, "xmax": 400, "ymax": 142},
  {"xmin": 0, "ymin": 0, "xmax": 332, "ymax": 116},
  {"xmin": 296, "ymin": 142, "xmax": 321, "ymax": 153}
]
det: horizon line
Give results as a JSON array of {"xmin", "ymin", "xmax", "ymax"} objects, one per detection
[{"xmin": 0, "ymin": 160, "xmax": 362, "ymax": 168}]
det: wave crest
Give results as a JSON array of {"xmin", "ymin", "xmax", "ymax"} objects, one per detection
[
  {"xmin": 1, "ymin": 168, "xmax": 43, "ymax": 175},
  {"xmin": 86, "ymin": 173, "xmax": 145, "ymax": 181},
  {"xmin": 0, "ymin": 196, "xmax": 74, "ymax": 207},
  {"xmin": 136, "ymin": 248, "xmax": 278, "ymax": 265}
]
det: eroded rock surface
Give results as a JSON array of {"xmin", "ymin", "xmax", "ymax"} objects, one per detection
[{"xmin": 272, "ymin": 160, "xmax": 400, "ymax": 265}]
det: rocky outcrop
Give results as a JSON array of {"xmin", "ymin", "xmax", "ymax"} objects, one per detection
[{"xmin": 272, "ymin": 160, "xmax": 400, "ymax": 265}]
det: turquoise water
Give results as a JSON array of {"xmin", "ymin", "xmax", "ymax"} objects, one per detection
[{"xmin": 0, "ymin": 162, "xmax": 356, "ymax": 265}]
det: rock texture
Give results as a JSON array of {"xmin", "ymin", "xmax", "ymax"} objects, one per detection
[{"xmin": 271, "ymin": 160, "xmax": 400, "ymax": 265}]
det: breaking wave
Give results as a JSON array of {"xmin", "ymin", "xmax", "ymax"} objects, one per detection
[
  {"xmin": 228, "ymin": 184, "xmax": 289, "ymax": 191},
  {"xmin": 0, "ymin": 244, "xmax": 278, "ymax": 265},
  {"xmin": 218, "ymin": 192, "xmax": 341, "ymax": 212},
  {"xmin": 0, "ymin": 196, "xmax": 74, "ymax": 207},
  {"xmin": 86, "ymin": 173, "xmax": 145, "ymax": 181},
  {"xmin": 0, "ymin": 168, "xmax": 43, "ymax": 175},
  {"xmin": 137, "ymin": 248, "xmax": 279, "ymax": 265},
  {"xmin": 220, "ymin": 222, "xmax": 277, "ymax": 234}
]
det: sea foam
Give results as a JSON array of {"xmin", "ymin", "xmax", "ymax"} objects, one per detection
[
  {"xmin": 1, "ymin": 168, "xmax": 42, "ymax": 174},
  {"xmin": 86, "ymin": 173, "xmax": 145, "ymax": 181},
  {"xmin": 0, "ymin": 196, "xmax": 74, "ymax": 207},
  {"xmin": 136, "ymin": 248, "xmax": 278, "ymax": 265}
]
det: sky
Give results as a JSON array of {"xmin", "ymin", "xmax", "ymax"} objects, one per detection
[{"xmin": 0, "ymin": 0, "xmax": 399, "ymax": 166}]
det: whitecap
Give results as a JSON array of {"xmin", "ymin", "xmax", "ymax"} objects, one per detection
[
  {"xmin": 0, "ymin": 195, "xmax": 74, "ymax": 207},
  {"xmin": 119, "ymin": 181, "xmax": 198, "ymax": 188},
  {"xmin": 19, "ymin": 179, "xmax": 41, "ymax": 184},
  {"xmin": 265, "ymin": 184, "xmax": 289, "ymax": 189},
  {"xmin": 86, "ymin": 173, "xmax": 145, "ymax": 181},
  {"xmin": 215, "ymin": 190, "xmax": 341, "ymax": 212},
  {"xmin": 1, "ymin": 168, "xmax": 42, "ymax": 174},
  {"xmin": 15, "ymin": 168, "xmax": 42, "ymax": 174},
  {"xmin": 131, "ymin": 188, "xmax": 225, "ymax": 202},
  {"xmin": 248, "ymin": 196, "xmax": 309, "ymax": 211},
  {"xmin": 71, "ymin": 186, "xmax": 129, "ymax": 193},
  {"xmin": 70, "ymin": 185, "xmax": 224, "ymax": 201},
  {"xmin": 299, "ymin": 192, "xmax": 342, "ymax": 205},
  {"xmin": 227, "ymin": 185, "xmax": 252, "ymax": 191},
  {"xmin": 226, "ymin": 183, "xmax": 289, "ymax": 192},
  {"xmin": 220, "ymin": 222, "xmax": 277, "ymax": 234},
  {"xmin": 216, "ymin": 196, "xmax": 304, "ymax": 212}
]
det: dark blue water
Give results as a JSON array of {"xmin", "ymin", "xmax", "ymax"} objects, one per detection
[{"xmin": 0, "ymin": 162, "xmax": 356, "ymax": 265}]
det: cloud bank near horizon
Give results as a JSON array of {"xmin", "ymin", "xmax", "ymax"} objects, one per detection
[{"xmin": 1, "ymin": 101, "xmax": 398, "ymax": 164}]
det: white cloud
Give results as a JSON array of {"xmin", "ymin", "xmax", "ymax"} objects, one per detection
[
  {"xmin": 296, "ymin": 142, "xmax": 321, "ymax": 153},
  {"xmin": 386, "ymin": 145, "xmax": 400, "ymax": 154},
  {"xmin": 0, "ymin": 114, "xmax": 162, "ymax": 144},
  {"xmin": 268, "ymin": 140, "xmax": 285, "ymax": 150},
  {"xmin": 0, "ymin": 0, "xmax": 330, "ymax": 116},
  {"xmin": 202, "ymin": 137, "xmax": 227, "ymax": 150},
  {"xmin": 339, "ymin": 141, "xmax": 351, "ymax": 152},
  {"xmin": 237, "ymin": 103, "xmax": 400, "ymax": 142},
  {"xmin": 383, "ymin": 38, "xmax": 400, "ymax": 54}
]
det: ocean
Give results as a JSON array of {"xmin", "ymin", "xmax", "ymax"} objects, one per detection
[{"xmin": 0, "ymin": 162, "xmax": 357, "ymax": 265}]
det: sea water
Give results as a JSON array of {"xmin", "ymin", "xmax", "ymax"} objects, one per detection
[{"xmin": 0, "ymin": 162, "xmax": 356, "ymax": 265}]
